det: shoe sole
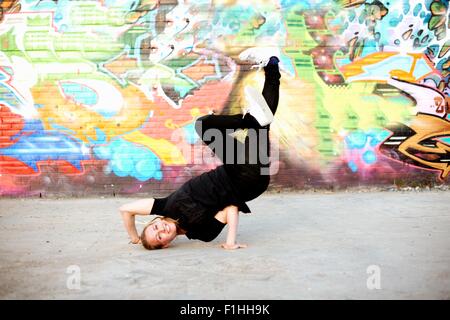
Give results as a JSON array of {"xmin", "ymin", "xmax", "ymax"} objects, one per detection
[{"xmin": 244, "ymin": 86, "xmax": 274, "ymax": 126}]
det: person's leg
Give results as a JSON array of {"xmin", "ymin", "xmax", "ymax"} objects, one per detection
[
  {"xmin": 195, "ymin": 57, "xmax": 280, "ymax": 166},
  {"xmin": 195, "ymin": 113, "xmax": 260, "ymax": 137},
  {"xmin": 262, "ymin": 57, "xmax": 281, "ymax": 115},
  {"xmin": 195, "ymin": 113, "xmax": 260, "ymax": 164},
  {"xmin": 238, "ymin": 58, "xmax": 280, "ymax": 165},
  {"xmin": 225, "ymin": 57, "xmax": 281, "ymax": 194}
]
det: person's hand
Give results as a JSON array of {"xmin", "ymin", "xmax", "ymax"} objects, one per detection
[
  {"xmin": 129, "ymin": 237, "xmax": 141, "ymax": 245},
  {"xmin": 221, "ymin": 243, "xmax": 247, "ymax": 250}
]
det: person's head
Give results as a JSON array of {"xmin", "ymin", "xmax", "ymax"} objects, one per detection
[{"xmin": 141, "ymin": 217, "xmax": 179, "ymax": 250}]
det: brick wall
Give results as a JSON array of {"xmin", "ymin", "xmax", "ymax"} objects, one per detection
[{"xmin": 1, "ymin": 0, "xmax": 449, "ymax": 197}]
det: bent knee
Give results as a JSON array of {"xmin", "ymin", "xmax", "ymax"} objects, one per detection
[{"xmin": 195, "ymin": 115, "xmax": 211, "ymax": 136}]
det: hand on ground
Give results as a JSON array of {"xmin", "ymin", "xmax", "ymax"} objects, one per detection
[
  {"xmin": 221, "ymin": 243, "xmax": 247, "ymax": 250},
  {"xmin": 129, "ymin": 237, "xmax": 141, "ymax": 245}
]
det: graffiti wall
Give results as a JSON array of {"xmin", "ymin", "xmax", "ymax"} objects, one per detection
[{"xmin": 0, "ymin": 0, "xmax": 449, "ymax": 196}]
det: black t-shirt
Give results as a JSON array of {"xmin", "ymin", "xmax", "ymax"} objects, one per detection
[{"xmin": 150, "ymin": 165, "xmax": 250, "ymax": 242}]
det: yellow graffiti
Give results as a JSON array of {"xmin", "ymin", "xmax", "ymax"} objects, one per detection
[
  {"xmin": 336, "ymin": 0, "xmax": 366, "ymax": 8},
  {"xmin": 123, "ymin": 131, "xmax": 186, "ymax": 165},
  {"xmin": 339, "ymin": 52, "xmax": 434, "ymax": 83},
  {"xmin": 165, "ymin": 108, "xmax": 202, "ymax": 130},
  {"xmin": 340, "ymin": 52, "xmax": 397, "ymax": 80},
  {"xmin": 390, "ymin": 53, "xmax": 428, "ymax": 82}
]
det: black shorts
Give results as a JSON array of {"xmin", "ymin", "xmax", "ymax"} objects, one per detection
[
  {"xmin": 224, "ymin": 164, "xmax": 271, "ymax": 202},
  {"xmin": 185, "ymin": 217, "xmax": 226, "ymax": 242}
]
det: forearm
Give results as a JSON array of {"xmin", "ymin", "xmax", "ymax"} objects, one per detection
[
  {"xmin": 119, "ymin": 199, "xmax": 155, "ymax": 243},
  {"xmin": 219, "ymin": 206, "xmax": 246, "ymax": 250},
  {"xmin": 121, "ymin": 211, "xmax": 140, "ymax": 242},
  {"xmin": 225, "ymin": 207, "xmax": 239, "ymax": 246}
]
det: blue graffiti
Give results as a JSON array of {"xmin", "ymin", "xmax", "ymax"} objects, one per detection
[
  {"xmin": 183, "ymin": 122, "xmax": 199, "ymax": 145},
  {"xmin": 345, "ymin": 129, "xmax": 368, "ymax": 149},
  {"xmin": 348, "ymin": 160, "xmax": 358, "ymax": 173},
  {"xmin": 87, "ymin": 127, "xmax": 108, "ymax": 145},
  {"xmin": 0, "ymin": 69, "xmax": 23, "ymax": 107},
  {"xmin": 0, "ymin": 126, "xmax": 90, "ymax": 172},
  {"xmin": 279, "ymin": 0, "xmax": 332, "ymax": 11},
  {"xmin": 93, "ymin": 138, "xmax": 163, "ymax": 181},
  {"xmin": 362, "ymin": 150, "xmax": 377, "ymax": 165},
  {"xmin": 212, "ymin": 4, "xmax": 286, "ymax": 38},
  {"xmin": 366, "ymin": 129, "xmax": 391, "ymax": 147},
  {"xmin": 346, "ymin": 129, "xmax": 390, "ymax": 150},
  {"xmin": 13, "ymin": 118, "xmax": 46, "ymax": 140},
  {"xmin": 346, "ymin": 129, "xmax": 390, "ymax": 171},
  {"xmin": 60, "ymin": 82, "xmax": 98, "ymax": 106}
]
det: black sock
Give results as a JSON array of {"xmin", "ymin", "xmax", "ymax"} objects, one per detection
[{"xmin": 268, "ymin": 56, "xmax": 280, "ymax": 65}]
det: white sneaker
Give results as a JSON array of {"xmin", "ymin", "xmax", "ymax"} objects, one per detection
[
  {"xmin": 239, "ymin": 47, "xmax": 295, "ymax": 77},
  {"xmin": 239, "ymin": 47, "xmax": 280, "ymax": 70},
  {"xmin": 243, "ymin": 86, "xmax": 274, "ymax": 126}
]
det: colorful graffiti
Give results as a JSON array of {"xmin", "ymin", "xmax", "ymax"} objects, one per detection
[{"xmin": 0, "ymin": 0, "xmax": 449, "ymax": 196}]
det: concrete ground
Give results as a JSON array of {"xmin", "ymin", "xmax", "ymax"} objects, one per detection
[{"xmin": 1, "ymin": 190, "xmax": 449, "ymax": 300}]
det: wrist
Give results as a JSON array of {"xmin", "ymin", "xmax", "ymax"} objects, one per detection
[{"xmin": 226, "ymin": 239, "xmax": 236, "ymax": 246}]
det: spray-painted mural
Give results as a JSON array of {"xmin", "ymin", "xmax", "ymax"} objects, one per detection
[{"xmin": 0, "ymin": 0, "xmax": 449, "ymax": 196}]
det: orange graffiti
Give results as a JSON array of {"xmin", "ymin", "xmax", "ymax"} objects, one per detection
[
  {"xmin": 0, "ymin": 0, "xmax": 21, "ymax": 22},
  {"xmin": 181, "ymin": 62, "xmax": 218, "ymax": 83},
  {"xmin": 32, "ymin": 80, "xmax": 157, "ymax": 142}
]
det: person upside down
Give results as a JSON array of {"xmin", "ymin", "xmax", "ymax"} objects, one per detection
[{"xmin": 120, "ymin": 49, "xmax": 281, "ymax": 250}]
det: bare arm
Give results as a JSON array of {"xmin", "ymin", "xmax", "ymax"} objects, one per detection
[
  {"xmin": 119, "ymin": 199, "xmax": 155, "ymax": 244},
  {"xmin": 215, "ymin": 205, "xmax": 247, "ymax": 250}
]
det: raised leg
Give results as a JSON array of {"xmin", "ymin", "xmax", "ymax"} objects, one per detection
[
  {"xmin": 194, "ymin": 58, "xmax": 280, "ymax": 166},
  {"xmin": 262, "ymin": 59, "xmax": 281, "ymax": 115},
  {"xmin": 195, "ymin": 113, "xmax": 260, "ymax": 164}
]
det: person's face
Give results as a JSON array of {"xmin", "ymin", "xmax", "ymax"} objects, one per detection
[{"xmin": 144, "ymin": 219, "xmax": 177, "ymax": 248}]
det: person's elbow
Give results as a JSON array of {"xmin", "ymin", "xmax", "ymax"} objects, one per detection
[
  {"xmin": 226, "ymin": 205, "xmax": 239, "ymax": 214},
  {"xmin": 119, "ymin": 205, "xmax": 132, "ymax": 217}
]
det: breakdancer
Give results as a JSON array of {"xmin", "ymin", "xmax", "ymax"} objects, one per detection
[{"xmin": 120, "ymin": 49, "xmax": 281, "ymax": 250}]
